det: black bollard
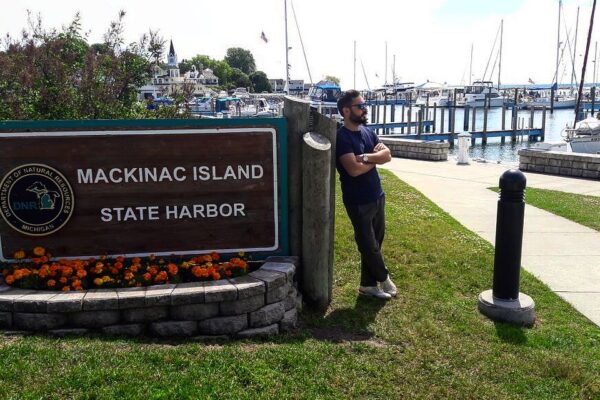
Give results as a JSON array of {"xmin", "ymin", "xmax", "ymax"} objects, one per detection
[
  {"xmin": 478, "ymin": 169, "xmax": 535, "ymax": 326},
  {"xmin": 492, "ymin": 169, "xmax": 526, "ymax": 300}
]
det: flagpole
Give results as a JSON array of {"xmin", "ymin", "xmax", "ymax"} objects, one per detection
[
  {"xmin": 353, "ymin": 41, "xmax": 356, "ymax": 89},
  {"xmin": 284, "ymin": 0, "xmax": 290, "ymax": 94}
]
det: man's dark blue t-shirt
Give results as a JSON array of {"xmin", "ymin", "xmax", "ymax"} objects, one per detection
[{"xmin": 336, "ymin": 125, "xmax": 384, "ymax": 205}]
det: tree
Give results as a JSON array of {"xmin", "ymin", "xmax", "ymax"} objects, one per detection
[
  {"xmin": 249, "ymin": 71, "xmax": 271, "ymax": 93},
  {"xmin": 224, "ymin": 47, "xmax": 256, "ymax": 75},
  {"xmin": 324, "ymin": 75, "xmax": 341, "ymax": 85},
  {"xmin": 228, "ymin": 68, "xmax": 252, "ymax": 90}
]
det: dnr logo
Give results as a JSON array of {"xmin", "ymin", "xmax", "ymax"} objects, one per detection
[{"xmin": 0, "ymin": 164, "xmax": 74, "ymax": 236}]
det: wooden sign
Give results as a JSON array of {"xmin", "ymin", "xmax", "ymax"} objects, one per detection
[{"xmin": 0, "ymin": 124, "xmax": 286, "ymax": 260}]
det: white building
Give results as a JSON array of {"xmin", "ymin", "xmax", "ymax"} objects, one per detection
[
  {"xmin": 269, "ymin": 79, "xmax": 305, "ymax": 95},
  {"xmin": 138, "ymin": 40, "xmax": 219, "ymax": 100}
]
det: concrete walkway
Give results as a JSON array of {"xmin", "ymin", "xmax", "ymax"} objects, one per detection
[{"xmin": 382, "ymin": 157, "xmax": 600, "ymax": 327}]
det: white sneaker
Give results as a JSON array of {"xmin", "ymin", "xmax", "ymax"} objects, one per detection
[
  {"xmin": 358, "ymin": 286, "xmax": 392, "ymax": 300},
  {"xmin": 380, "ymin": 277, "xmax": 398, "ymax": 297}
]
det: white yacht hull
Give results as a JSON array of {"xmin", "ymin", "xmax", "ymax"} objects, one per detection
[
  {"xmin": 521, "ymin": 99, "xmax": 576, "ymax": 109},
  {"xmin": 569, "ymin": 135, "xmax": 600, "ymax": 154},
  {"xmin": 463, "ymin": 97, "xmax": 504, "ymax": 107}
]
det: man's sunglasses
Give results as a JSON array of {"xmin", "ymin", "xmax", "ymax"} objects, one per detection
[{"xmin": 351, "ymin": 103, "xmax": 368, "ymax": 110}]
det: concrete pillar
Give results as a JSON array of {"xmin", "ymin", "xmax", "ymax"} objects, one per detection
[{"xmin": 302, "ymin": 132, "xmax": 332, "ymax": 309}]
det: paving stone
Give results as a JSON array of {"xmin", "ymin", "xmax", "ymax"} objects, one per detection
[
  {"xmin": 170, "ymin": 282, "xmax": 205, "ymax": 305},
  {"xmin": 265, "ymin": 256, "xmax": 300, "ymax": 267},
  {"xmin": 101, "ymin": 324, "xmax": 145, "ymax": 337},
  {"xmin": 121, "ymin": 306, "xmax": 169, "ymax": 323},
  {"xmin": 70, "ymin": 310, "xmax": 120, "ymax": 328},
  {"xmin": 0, "ymin": 289, "xmax": 36, "ymax": 312},
  {"xmin": 170, "ymin": 303, "xmax": 218, "ymax": 321},
  {"xmin": 14, "ymin": 313, "xmax": 67, "ymax": 331},
  {"xmin": 249, "ymin": 302, "xmax": 285, "ymax": 328},
  {"xmin": 145, "ymin": 284, "xmax": 176, "ymax": 306},
  {"xmin": 260, "ymin": 262, "xmax": 295, "ymax": 283},
  {"xmin": 220, "ymin": 294, "xmax": 265, "ymax": 316},
  {"xmin": 48, "ymin": 328, "xmax": 89, "ymax": 337},
  {"xmin": 204, "ymin": 280, "xmax": 237, "ymax": 303},
  {"xmin": 13, "ymin": 291, "xmax": 56, "ymax": 313},
  {"xmin": 280, "ymin": 308, "xmax": 298, "ymax": 332},
  {"xmin": 0, "ymin": 312, "xmax": 12, "ymax": 328},
  {"xmin": 47, "ymin": 292, "xmax": 85, "ymax": 313},
  {"xmin": 236, "ymin": 323, "xmax": 279, "ymax": 339},
  {"xmin": 83, "ymin": 289, "xmax": 119, "ymax": 311},
  {"xmin": 227, "ymin": 276, "xmax": 265, "ymax": 299},
  {"xmin": 266, "ymin": 284, "xmax": 290, "ymax": 304},
  {"xmin": 116, "ymin": 287, "xmax": 147, "ymax": 309},
  {"xmin": 198, "ymin": 315, "xmax": 248, "ymax": 335},
  {"xmin": 149, "ymin": 321, "xmax": 197, "ymax": 337},
  {"xmin": 248, "ymin": 269, "xmax": 286, "ymax": 290}
]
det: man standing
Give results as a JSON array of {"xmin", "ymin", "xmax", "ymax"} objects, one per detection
[{"xmin": 336, "ymin": 90, "xmax": 397, "ymax": 300}]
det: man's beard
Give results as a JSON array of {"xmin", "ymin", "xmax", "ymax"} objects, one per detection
[{"xmin": 350, "ymin": 112, "xmax": 368, "ymax": 125}]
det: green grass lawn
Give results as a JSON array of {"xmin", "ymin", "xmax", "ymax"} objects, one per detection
[
  {"xmin": 1, "ymin": 170, "xmax": 599, "ymax": 399},
  {"xmin": 523, "ymin": 187, "xmax": 600, "ymax": 232}
]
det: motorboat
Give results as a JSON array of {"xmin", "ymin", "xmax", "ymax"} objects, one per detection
[
  {"xmin": 414, "ymin": 82, "xmax": 451, "ymax": 107},
  {"xmin": 308, "ymin": 80, "xmax": 343, "ymax": 122},
  {"xmin": 461, "ymin": 81, "xmax": 504, "ymax": 107},
  {"xmin": 564, "ymin": 117, "xmax": 600, "ymax": 154}
]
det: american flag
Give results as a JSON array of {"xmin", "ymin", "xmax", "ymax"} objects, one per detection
[
  {"xmin": 260, "ymin": 31, "xmax": 268, "ymax": 43},
  {"xmin": 528, "ymin": 78, "xmax": 535, "ymax": 84}
]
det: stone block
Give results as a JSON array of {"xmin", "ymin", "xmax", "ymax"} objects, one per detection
[
  {"xmin": 101, "ymin": 324, "xmax": 145, "ymax": 337},
  {"xmin": 266, "ymin": 284, "xmax": 290, "ymax": 304},
  {"xmin": 47, "ymin": 292, "xmax": 85, "ymax": 313},
  {"xmin": 228, "ymin": 276, "xmax": 265, "ymax": 299},
  {"xmin": 295, "ymin": 292, "xmax": 303, "ymax": 312},
  {"xmin": 236, "ymin": 324, "xmax": 279, "ymax": 339},
  {"xmin": 545, "ymin": 166, "xmax": 559, "ymax": 175},
  {"xmin": 0, "ymin": 289, "xmax": 35, "ymax": 312},
  {"xmin": 149, "ymin": 321, "xmax": 198, "ymax": 337},
  {"xmin": 145, "ymin": 284, "xmax": 176, "ymax": 306},
  {"xmin": 220, "ymin": 294, "xmax": 265, "ymax": 316},
  {"xmin": 260, "ymin": 262, "xmax": 295, "ymax": 283},
  {"xmin": 83, "ymin": 289, "xmax": 119, "ymax": 311},
  {"xmin": 204, "ymin": 280, "xmax": 237, "ymax": 303},
  {"xmin": 170, "ymin": 282, "xmax": 205, "ymax": 305},
  {"xmin": 121, "ymin": 306, "xmax": 169, "ymax": 323},
  {"xmin": 48, "ymin": 328, "xmax": 89, "ymax": 337},
  {"xmin": 13, "ymin": 292, "xmax": 56, "ymax": 313},
  {"xmin": 70, "ymin": 310, "xmax": 120, "ymax": 328},
  {"xmin": 284, "ymin": 289, "xmax": 298, "ymax": 311},
  {"xmin": 265, "ymin": 256, "xmax": 300, "ymax": 268},
  {"xmin": 170, "ymin": 303, "xmax": 219, "ymax": 321},
  {"xmin": 280, "ymin": 308, "xmax": 298, "ymax": 332},
  {"xmin": 560, "ymin": 160, "xmax": 573, "ymax": 168},
  {"xmin": 116, "ymin": 287, "xmax": 147, "ymax": 309},
  {"xmin": 582, "ymin": 170, "xmax": 599, "ymax": 179},
  {"xmin": 197, "ymin": 315, "xmax": 248, "ymax": 335},
  {"xmin": 14, "ymin": 313, "xmax": 67, "ymax": 331},
  {"xmin": 249, "ymin": 302, "xmax": 285, "ymax": 328},
  {"xmin": 559, "ymin": 167, "xmax": 572, "ymax": 176},
  {"xmin": 249, "ymin": 269, "xmax": 286, "ymax": 290},
  {"xmin": 0, "ymin": 312, "xmax": 13, "ymax": 328}
]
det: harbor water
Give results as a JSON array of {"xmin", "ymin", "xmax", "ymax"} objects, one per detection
[{"xmin": 373, "ymin": 106, "xmax": 583, "ymax": 163}]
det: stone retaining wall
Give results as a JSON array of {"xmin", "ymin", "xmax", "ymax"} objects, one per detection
[
  {"xmin": 379, "ymin": 138, "xmax": 449, "ymax": 161},
  {"xmin": 518, "ymin": 149, "xmax": 600, "ymax": 179},
  {"xmin": 0, "ymin": 257, "xmax": 301, "ymax": 339}
]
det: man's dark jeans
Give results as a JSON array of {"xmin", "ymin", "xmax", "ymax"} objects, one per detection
[{"xmin": 344, "ymin": 195, "xmax": 389, "ymax": 287}]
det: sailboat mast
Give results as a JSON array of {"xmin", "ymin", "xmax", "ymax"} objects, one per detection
[
  {"xmin": 595, "ymin": 41, "xmax": 598, "ymax": 85},
  {"xmin": 498, "ymin": 19, "xmax": 503, "ymax": 89},
  {"xmin": 284, "ymin": 0, "xmax": 290, "ymax": 94},
  {"xmin": 469, "ymin": 43, "xmax": 473, "ymax": 85},
  {"xmin": 360, "ymin": 58, "xmax": 371, "ymax": 91},
  {"xmin": 571, "ymin": 6, "xmax": 580, "ymax": 88},
  {"xmin": 555, "ymin": 0, "xmax": 562, "ymax": 86},
  {"xmin": 384, "ymin": 41, "xmax": 388, "ymax": 85},
  {"xmin": 573, "ymin": 0, "xmax": 597, "ymax": 127}
]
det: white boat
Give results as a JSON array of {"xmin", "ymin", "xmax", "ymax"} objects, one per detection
[
  {"xmin": 414, "ymin": 82, "xmax": 451, "ymax": 107},
  {"xmin": 460, "ymin": 81, "xmax": 504, "ymax": 107},
  {"xmin": 565, "ymin": 117, "xmax": 600, "ymax": 154},
  {"xmin": 520, "ymin": 94, "xmax": 576, "ymax": 109}
]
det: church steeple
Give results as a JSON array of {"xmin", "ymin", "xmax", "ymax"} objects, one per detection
[{"xmin": 167, "ymin": 40, "xmax": 177, "ymax": 67}]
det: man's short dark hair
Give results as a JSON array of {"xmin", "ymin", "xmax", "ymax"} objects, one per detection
[{"xmin": 337, "ymin": 89, "xmax": 361, "ymax": 115}]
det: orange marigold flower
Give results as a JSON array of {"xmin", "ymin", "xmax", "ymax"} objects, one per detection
[
  {"xmin": 211, "ymin": 272, "xmax": 221, "ymax": 280},
  {"xmin": 32, "ymin": 246, "xmax": 46, "ymax": 256},
  {"xmin": 102, "ymin": 275, "xmax": 111, "ymax": 283},
  {"xmin": 116, "ymin": 256, "xmax": 124, "ymax": 263},
  {"xmin": 62, "ymin": 286, "xmax": 70, "ymax": 292},
  {"xmin": 149, "ymin": 266, "xmax": 158, "ymax": 276},
  {"xmin": 124, "ymin": 271, "xmax": 134, "ymax": 281},
  {"xmin": 167, "ymin": 263, "xmax": 178, "ymax": 276},
  {"xmin": 47, "ymin": 279, "xmax": 56, "ymax": 287},
  {"xmin": 130, "ymin": 265, "xmax": 139, "ymax": 272},
  {"xmin": 154, "ymin": 271, "xmax": 168, "ymax": 282},
  {"xmin": 5, "ymin": 275, "xmax": 15, "ymax": 285},
  {"xmin": 202, "ymin": 255, "xmax": 212, "ymax": 263},
  {"xmin": 110, "ymin": 268, "xmax": 119, "ymax": 275},
  {"xmin": 61, "ymin": 267, "xmax": 73, "ymax": 277},
  {"xmin": 114, "ymin": 262, "xmax": 123, "ymax": 270},
  {"xmin": 13, "ymin": 270, "xmax": 23, "ymax": 280},
  {"xmin": 76, "ymin": 269, "xmax": 87, "ymax": 278},
  {"xmin": 40, "ymin": 256, "xmax": 49, "ymax": 263},
  {"xmin": 59, "ymin": 277, "xmax": 68, "ymax": 284},
  {"xmin": 93, "ymin": 278, "xmax": 103, "ymax": 286},
  {"xmin": 132, "ymin": 257, "xmax": 141, "ymax": 264},
  {"xmin": 13, "ymin": 250, "xmax": 26, "ymax": 260},
  {"xmin": 191, "ymin": 266, "xmax": 203, "ymax": 278},
  {"xmin": 142, "ymin": 272, "xmax": 151, "ymax": 281},
  {"xmin": 210, "ymin": 251, "xmax": 220, "ymax": 261}
]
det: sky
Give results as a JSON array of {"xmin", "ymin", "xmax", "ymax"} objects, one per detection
[{"xmin": 1, "ymin": 0, "xmax": 599, "ymax": 90}]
